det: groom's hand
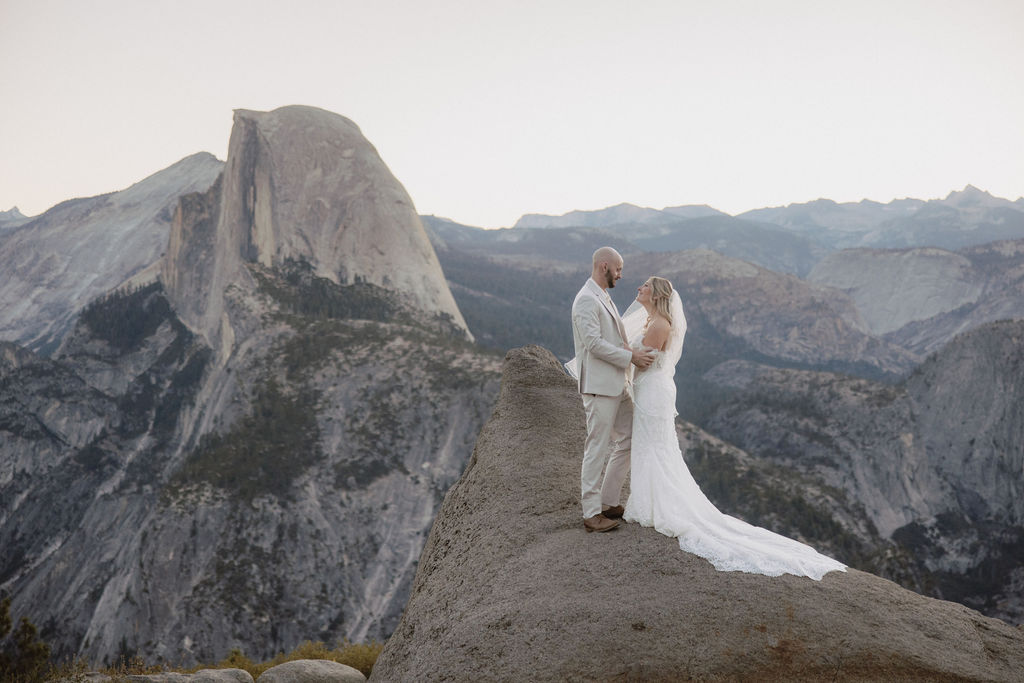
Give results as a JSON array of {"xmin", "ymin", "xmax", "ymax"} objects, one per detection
[{"xmin": 630, "ymin": 346, "xmax": 655, "ymax": 369}]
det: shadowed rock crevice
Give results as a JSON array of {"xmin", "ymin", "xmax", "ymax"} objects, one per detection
[{"xmin": 371, "ymin": 345, "xmax": 1024, "ymax": 682}]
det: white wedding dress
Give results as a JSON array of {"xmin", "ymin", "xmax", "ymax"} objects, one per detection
[{"xmin": 620, "ymin": 292, "xmax": 846, "ymax": 580}]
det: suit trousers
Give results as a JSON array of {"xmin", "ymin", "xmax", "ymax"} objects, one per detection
[{"xmin": 581, "ymin": 389, "xmax": 633, "ymax": 518}]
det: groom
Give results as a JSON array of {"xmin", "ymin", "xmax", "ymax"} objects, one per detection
[{"xmin": 571, "ymin": 247, "xmax": 654, "ymax": 532}]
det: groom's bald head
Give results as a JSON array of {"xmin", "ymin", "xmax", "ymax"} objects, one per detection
[
  {"xmin": 591, "ymin": 246, "xmax": 624, "ymax": 289},
  {"xmin": 592, "ymin": 246, "xmax": 622, "ymax": 268}
]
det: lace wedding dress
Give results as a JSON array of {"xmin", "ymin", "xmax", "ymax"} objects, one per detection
[{"xmin": 620, "ymin": 292, "xmax": 846, "ymax": 580}]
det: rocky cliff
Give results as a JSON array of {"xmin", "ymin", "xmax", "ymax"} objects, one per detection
[
  {"xmin": 807, "ymin": 239, "xmax": 1024, "ymax": 353},
  {"xmin": 0, "ymin": 153, "xmax": 223, "ymax": 354},
  {"xmin": 808, "ymin": 247, "xmax": 983, "ymax": 335},
  {"xmin": 700, "ymin": 319, "xmax": 1024, "ymax": 624},
  {"xmin": 370, "ymin": 346, "xmax": 1024, "ymax": 682},
  {"xmin": 1, "ymin": 107, "xmax": 497, "ymax": 666},
  {"xmin": 162, "ymin": 106, "xmax": 468, "ymax": 357}
]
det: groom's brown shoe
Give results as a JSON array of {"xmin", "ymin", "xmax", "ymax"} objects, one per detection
[
  {"xmin": 603, "ymin": 505, "xmax": 625, "ymax": 519},
  {"xmin": 584, "ymin": 514, "xmax": 620, "ymax": 533}
]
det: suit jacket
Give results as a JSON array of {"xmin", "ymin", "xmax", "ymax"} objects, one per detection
[{"xmin": 570, "ymin": 278, "xmax": 633, "ymax": 396}]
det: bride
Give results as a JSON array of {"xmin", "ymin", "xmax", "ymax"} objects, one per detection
[{"xmin": 618, "ymin": 276, "xmax": 845, "ymax": 580}]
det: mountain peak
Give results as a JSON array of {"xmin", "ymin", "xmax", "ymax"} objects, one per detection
[
  {"xmin": 163, "ymin": 105, "xmax": 471, "ymax": 353},
  {"xmin": 661, "ymin": 203, "xmax": 727, "ymax": 219},
  {"xmin": 941, "ymin": 185, "xmax": 1006, "ymax": 209},
  {"xmin": 514, "ymin": 203, "xmax": 668, "ymax": 229}
]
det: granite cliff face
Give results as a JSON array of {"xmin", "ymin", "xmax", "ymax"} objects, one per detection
[
  {"xmin": 808, "ymin": 247, "xmax": 983, "ymax": 335},
  {"xmin": 0, "ymin": 153, "xmax": 223, "ymax": 354},
  {"xmin": 162, "ymin": 106, "xmax": 468, "ymax": 358},
  {"xmin": 1, "ymin": 107, "xmax": 497, "ymax": 665},
  {"xmin": 700, "ymin": 319, "xmax": 1024, "ymax": 624},
  {"xmin": 371, "ymin": 346, "xmax": 1024, "ymax": 682},
  {"xmin": 807, "ymin": 239, "xmax": 1024, "ymax": 353}
]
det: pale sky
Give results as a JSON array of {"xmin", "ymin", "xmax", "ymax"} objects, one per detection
[{"xmin": 2, "ymin": 0, "xmax": 1023, "ymax": 228}]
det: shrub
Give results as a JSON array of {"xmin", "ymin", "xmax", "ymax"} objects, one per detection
[
  {"xmin": 167, "ymin": 379, "xmax": 321, "ymax": 501},
  {"xmin": 79, "ymin": 282, "xmax": 172, "ymax": 352},
  {"xmin": 0, "ymin": 597, "xmax": 52, "ymax": 682}
]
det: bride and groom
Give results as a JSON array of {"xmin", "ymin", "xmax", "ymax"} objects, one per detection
[{"xmin": 568, "ymin": 247, "xmax": 845, "ymax": 580}]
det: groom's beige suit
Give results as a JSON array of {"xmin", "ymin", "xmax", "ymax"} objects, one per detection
[{"xmin": 571, "ymin": 277, "xmax": 634, "ymax": 519}]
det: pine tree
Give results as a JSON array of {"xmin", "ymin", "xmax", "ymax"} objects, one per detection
[{"xmin": 0, "ymin": 597, "xmax": 52, "ymax": 681}]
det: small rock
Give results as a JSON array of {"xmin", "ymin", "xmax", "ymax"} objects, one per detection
[
  {"xmin": 188, "ymin": 669, "xmax": 255, "ymax": 683},
  {"xmin": 257, "ymin": 659, "xmax": 365, "ymax": 683}
]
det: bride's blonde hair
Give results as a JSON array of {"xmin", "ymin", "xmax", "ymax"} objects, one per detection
[{"xmin": 648, "ymin": 276, "xmax": 674, "ymax": 326}]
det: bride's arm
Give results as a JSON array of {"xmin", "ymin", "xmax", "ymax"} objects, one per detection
[{"xmin": 642, "ymin": 317, "xmax": 671, "ymax": 352}]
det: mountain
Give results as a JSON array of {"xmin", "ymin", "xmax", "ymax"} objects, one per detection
[
  {"xmin": 662, "ymin": 203, "xmax": 727, "ymax": 219},
  {"xmin": 0, "ymin": 153, "xmax": 224, "ymax": 354},
  {"xmin": 699, "ymin": 319, "xmax": 1024, "ymax": 624},
  {"xmin": 616, "ymin": 250, "xmax": 919, "ymax": 376},
  {"xmin": 0, "ymin": 106, "xmax": 499, "ymax": 666},
  {"xmin": 0, "ymin": 206, "xmax": 30, "ymax": 230},
  {"xmin": 163, "ymin": 106, "xmax": 470, "ymax": 358},
  {"xmin": 513, "ymin": 202, "xmax": 674, "ymax": 228},
  {"xmin": 422, "ymin": 216, "xmax": 632, "ymax": 270},
  {"xmin": 505, "ymin": 204, "xmax": 821, "ymax": 275},
  {"xmin": 628, "ymin": 214, "xmax": 824, "ymax": 276},
  {"xmin": 807, "ymin": 239, "xmax": 1024, "ymax": 353},
  {"xmin": 807, "ymin": 246, "xmax": 984, "ymax": 335},
  {"xmin": 740, "ymin": 186, "xmax": 1024, "ymax": 251},
  {"xmin": 370, "ymin": 346, "xmax": 1024, "ymax": 682},
  {"xmin": 424, "ymin": 231, "xmax": 921, "ymax": 433}
]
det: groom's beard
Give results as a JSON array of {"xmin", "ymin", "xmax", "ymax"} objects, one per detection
[{"xmin": 605, "ymin": 272, "xmax": 616, "ymax": 288}]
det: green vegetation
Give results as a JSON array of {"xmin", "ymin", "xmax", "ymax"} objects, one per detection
[
  {"xmin": 79, "ymin": 282, "xmax": 172, "ymax": 352},
  {"xmin": 252, "ymin": 257, "xmax": 468, "ymax": 340},
  {"xmin": 77, "ymin": 280, "xmax": 210, "ymax": 462},
  {"xmin": 436, "ymin": 248, "xmax": 582, "ymax": 357},
  {"xmin": 0, "ymin": 597, "xmax": 51, "ymax": 682},
  {"xmin": 254, "ymin": 258, "xmax": 404, "ymax": 323},
  {"xmin": 167, "ymin": 380, "xmax": 321, "ymax": 501}
]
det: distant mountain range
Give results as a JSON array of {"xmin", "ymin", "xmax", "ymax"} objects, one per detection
[
  {"xmin": 510, "ymin": 186, "xmax": 1024, "ymax": 250},
  {"xmin": 423, "ymin": 187, "xmax": 1024, "ymax": 278}
]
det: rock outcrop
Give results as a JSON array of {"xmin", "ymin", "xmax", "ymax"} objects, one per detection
[
  {"xmin": 371, "ymin": 346, "xmax": 1024, "ymax": 682},
  {"xmin": 259, "ymin": 659, "xmax": 364, "ymax": 682},
  {"xmin": 0, "ymin": 153, "xmax": 223, "ymax": 353},
  {"xmin": 163, "ymin": 106, "xmax": 469, "ymax": 356}
]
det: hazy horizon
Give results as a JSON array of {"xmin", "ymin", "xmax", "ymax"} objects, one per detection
[{"xmin": 2, "ymin": 0, "xmax": 1022, "ymax": 228}]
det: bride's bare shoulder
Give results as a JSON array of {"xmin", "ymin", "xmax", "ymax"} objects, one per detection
[{"xmin": 644, "ymin": 315, "xmax": 671, "ymax": 350}]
